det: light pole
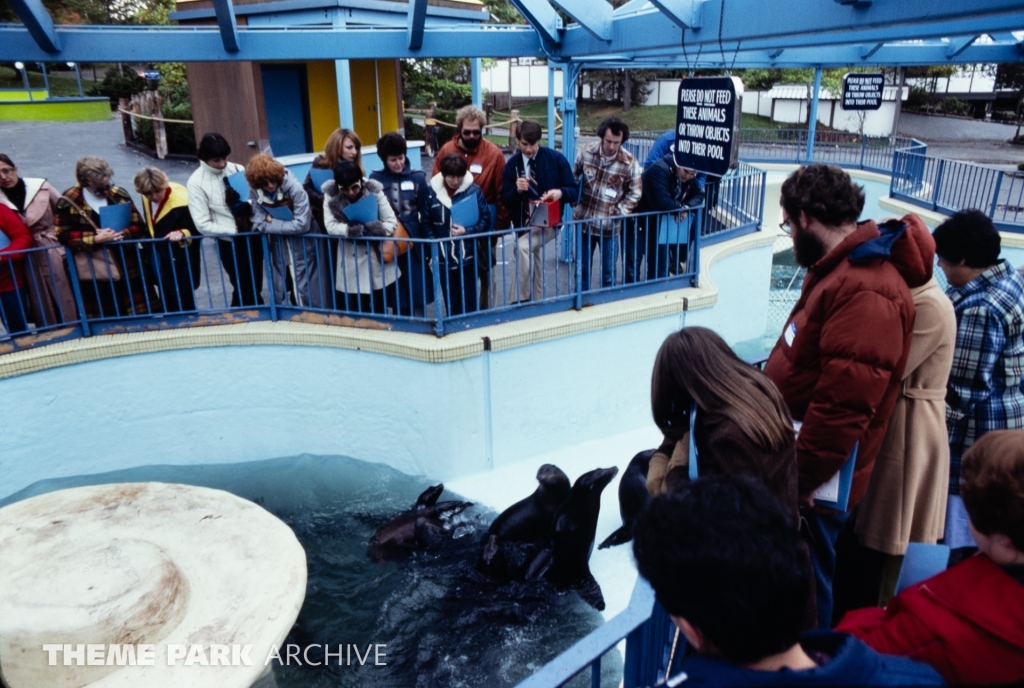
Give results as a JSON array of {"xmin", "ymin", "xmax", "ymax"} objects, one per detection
[
  {"xmin": 14, "ymin": 62, "xmax": 32, "ymax": 102},
  {"xmin": 68, "ymin": 62, "xmax": 84, "ymax": 97},
  {"xmin": 37, "ymin": 62, "xmax": 50, "ymax": 98}
]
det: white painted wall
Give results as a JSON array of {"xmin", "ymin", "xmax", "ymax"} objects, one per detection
[
  {"xmin": 481, "ymin": 60, "xmax": 562, "ymax": 98},
  {"xmin": 906, "ymin": 64, "xmax": 997, "ymax": 95},
  {"xmin": 0, "ymin": 239, "xmax": 774, "ymax": 504}
]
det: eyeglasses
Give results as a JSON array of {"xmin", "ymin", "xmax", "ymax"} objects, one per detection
[
  {"xmin": 779, "ymin": 219, "xmax": 792, "ymax": 236},
  {"xmin": 460, "ymin": 129, "xmax": 482, "ymax": 138},
  {"xmin": 344, "ymin": 181, "xmax": 363, "ymax": 193}
]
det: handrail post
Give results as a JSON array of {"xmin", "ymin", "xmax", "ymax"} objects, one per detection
[
  {"xmin": 261, "ymin": 233, "xmax": 277, "ymax": 321},
  {"xmin": 691, "ymin": 211, "xmax": 702, "ymax": 287},
  {"xmin": 431, "ymin": 240, "xmax": 445, "ymax": 337},
  {"xmin": 64, "ymin": 247, "xmax": 91, "ymax": 337},
  {"xmin": 859, "ymin": 132, "xmax": 867, "ymax": 169},
  {"xmin": 574, "ymin": 222, "xmax": 584, "ymax": 310},
  {"xmin": 757, "ymin": 170, "xmax": 767, "ymax": 231},
  {"xmin": 932, "ymin": 159, "xmax": 946, "ymax": 211},
  {"xmin": 990, "ymin": 169, "xmax": 1005, "ymax": 220}
]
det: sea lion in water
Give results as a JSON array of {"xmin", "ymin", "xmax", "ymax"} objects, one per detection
[
  {"xmin": 477, "ymin": 464, "xmax": 571, "ymax": 577},
  {"xmin": 524, "ymin": 466, "xmax": 619, "ymax": 610},
  {"xmin": 598, "ymin": 450, "xmax": 653, "ymax": 549},
  {"xmin": 368, "ymin": 484, "xmax": 472, "ymax": 562}
]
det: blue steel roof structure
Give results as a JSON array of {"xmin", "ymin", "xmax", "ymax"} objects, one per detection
[{"xmin": 1, "ymin": 0, "xmax": 1023, "ymax": 66}]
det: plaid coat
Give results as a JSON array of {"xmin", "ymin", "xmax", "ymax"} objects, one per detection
[
  {"xmin": 945, "ymin": 259, "xmax": 1024, "ymax": 494},
  {"xmin": 55, "ymin": 185, "xmax": 151, "ymax": 319},
  {"xmin": 572, "ymin": 141, "xmax": 642, "ymax": 236}
]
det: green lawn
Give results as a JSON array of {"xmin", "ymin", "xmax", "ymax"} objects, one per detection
[
  {"xmin": 0, "ymin": 66, "xmax": 85, "ymax": 97},
  {"xmin": 495, "ymin": 102, "xmax": 805, "ymax": 135}
]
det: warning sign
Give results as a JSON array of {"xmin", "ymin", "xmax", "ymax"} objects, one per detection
[
  {"xmin": 674, "ymin": 77, "xmax": 742, "ymax": 177},
  {"xmin": 842, "ymin": 73, "xmax": 884, "ymax": 111}
]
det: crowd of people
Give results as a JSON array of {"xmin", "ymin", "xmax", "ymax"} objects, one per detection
[
  {"xmin": 0, "ymin": 109, "xmax": 709, "ymax": 333},
  {"xmin": 1, "ymin": 119, "xmax": 1022, "ymax": 683},
  {"xmin": 636, "ymin": 164, "xmax": 1024, "ymax": 686}
]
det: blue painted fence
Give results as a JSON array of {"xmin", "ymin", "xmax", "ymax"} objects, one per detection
[
  {"xmin": 891, "ymin": 149, "xmax": 1024, "ymax": 233},
  {"xmin": 0, "ymin": 186, "xmax": 771, "ymax": 349},
  {"xmin": 514, "ymin": 577, "xmax": 679, "ymax": 688}
]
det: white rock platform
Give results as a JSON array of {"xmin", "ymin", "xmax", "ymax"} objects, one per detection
[{"xmin": 0, "ymin": 482, "xmax": 306, "ymax": 688}]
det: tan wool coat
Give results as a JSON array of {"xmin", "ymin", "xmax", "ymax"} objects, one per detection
[
  {"xmin": 0, "ymin": 179, "xmax": 78, "ymax": 327},
  {"xmin": 854, "ymin": 276, "xmax": 956, "ymax": 555}
]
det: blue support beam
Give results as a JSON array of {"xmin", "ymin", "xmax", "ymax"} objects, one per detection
[
  {"xmin": 648, "ymin": 0, "xmax": 703, "ymax": 30},
  {"xmin": 560, "ymin": 62, "xmax": 581, "ymax": 164},
  {"xmin": 508, "ymin": 0, "xmax": 563, "ymax": 44},
  {"xmin": 6, "ymin": 0, "xmax": 61, "ymax": 53},
  {"xmin": 547, "ymin": 64, "xmax": 556, "ymax": 148},
  {"xmin": 407, "ymin": 0, "xmax": 427, "ymax": 50},
  {"xmin": 557, "ymin": 0, "xmax": 1024, "ymax": 58},
  {"xmin": 548, "ymin": 0, "xmax": 612, "ymax": 41},
  {"xmin": 806, "ymin": 66, "xmax": 822, "ymax": 163},
  {"xmin": 0, "ymin": 25, "xmax": 546, "ymax": 62},
  {"xmin": 860, "ymin": 42, "xmax": 884, "ymax": 59},
  {"xmin": 471, "ymin": 57, "xmax": 482, "ymax": 106},
  {"xmin": 594, "ymin": 40, "xmax": 1024, "ymax": 69},
  {"xmin": 212, "ymin": 0, "xmax": 240, "ymax": 52},
  {"xmin": 333, "ymin": 12, "xmax": 355, "ymax": 130},
  {"xmin": 947, "ymin": 34, "xmax": 978, "ymax": 57}
]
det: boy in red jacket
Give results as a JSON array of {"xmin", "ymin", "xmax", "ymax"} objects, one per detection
[{"xmin": 837, "ymin": 429, "xmax": 1024, "ymax": 684}]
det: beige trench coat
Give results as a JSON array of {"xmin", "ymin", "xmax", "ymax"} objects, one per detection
[
  {"xmin": 0, "ymin": 179, "xmax": 77, "ymax": 327},
  {"xmin": 855, "ymin": 276, "xmax": 956, "ymax": 555}
]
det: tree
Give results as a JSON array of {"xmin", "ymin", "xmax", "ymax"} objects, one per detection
[
  {"xmin": 480, "ymin": 0, "xmax": 524, "ymax": 24},
  {"xmin": 997, "ymin": 63, "xmax": 1024, "ymax": 138},
  {"xmin": 401, "ymin": 59, "xmax": 473, "ymax": 110},
  {"xmin": 0, "ymin": 0, "xmax": 172, "ymax": 24}
]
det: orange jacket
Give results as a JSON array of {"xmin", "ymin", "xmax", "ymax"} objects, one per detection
[{"xmin": 764, "ymin": 215, "xmax": 932, "ymax": 507}]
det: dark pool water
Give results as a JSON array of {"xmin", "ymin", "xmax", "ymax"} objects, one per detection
[{"xmin": 2, "ymin": 454, "xmax": 622, "ymax": 687}]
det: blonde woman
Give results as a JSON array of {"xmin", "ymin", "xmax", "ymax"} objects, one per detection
[
  {"xmin": 648, "ymin": 326, "xmax": 798, "ymax": 518},
  {"xmin": 134, "ymin": 167, "xmax": 202, "ymax": 313}
]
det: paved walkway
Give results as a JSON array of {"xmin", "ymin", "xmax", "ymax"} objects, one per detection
[
  {"xmin": 0, "ymin": 116, "xmax": 197, "ymax": 203},
  {"xmin": 898, "ymin": 112, "xmax": 1024, "ymax": 166}
]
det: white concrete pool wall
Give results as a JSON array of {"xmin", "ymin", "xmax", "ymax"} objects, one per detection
[{"xmin": 0, "ymin": 230, "xmax": 774, "ymax": 504}]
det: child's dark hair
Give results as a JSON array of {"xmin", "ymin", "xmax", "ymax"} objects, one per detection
[{"xmin": 633, "ymin": 475, "xmax": 809, "ymax": 665}]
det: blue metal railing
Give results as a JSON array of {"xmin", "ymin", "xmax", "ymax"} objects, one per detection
[
  {"xmin": 514, "ymin": 577, "xmax": 679, "ymax": 688},
  {"xmin": 890, "ymin": 149, "xmax": 1024, "ymax": 232},
  {"xmin": 0, "ymin": 196, "xmax": 758, "ymax": 349},
  {"xmin": 630, "ymin": 129, "xmax": 925, "ymax": 176}
]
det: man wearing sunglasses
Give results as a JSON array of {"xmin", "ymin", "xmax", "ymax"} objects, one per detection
[{"xmin": 432, "ymin": 105, "xmax": 508, "ymax": 308}]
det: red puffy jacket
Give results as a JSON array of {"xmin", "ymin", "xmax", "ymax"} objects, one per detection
[
  {"xmin": 837, "ymin": 554, "xmax": 1024, "ymax": 685},
  {"xmin": 0, "ymin": 203, "xmax": 33, "ymax": 293},
  {"xmin": 765, "ymin": 215, "xmax": 932, "ymax": 507}
]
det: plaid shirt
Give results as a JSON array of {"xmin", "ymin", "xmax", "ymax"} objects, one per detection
[
  {"xmin": 572, "ymin": 141, "xmax": 642, "ymax": 236},
  {"xmin": 946, "ymin": 259, "xmax": 1024, "ymax": 493}
]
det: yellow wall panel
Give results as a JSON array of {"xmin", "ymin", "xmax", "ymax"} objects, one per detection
[
  {"xmin": 305, "ymin": 61, "xmax": 340, "ymax": 152},
  {"xmin": 376, "ymin": 60, "xmax": 400, "ymax": 136},
  {"xmin": 349, "ymin": 59, "xmax": 378, "ymax": 145},
  {"xmin": 349, "ymin": 59, "xmax": 401, "ymax": 144}
]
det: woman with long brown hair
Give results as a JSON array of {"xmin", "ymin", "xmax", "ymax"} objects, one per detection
[
  {"xmin": 648, "ymin": 326, "xmax": 798, "ymax": 516},
  {"xmin": 304, "ymin": 128, "xmax": 364, "ymax": 308}
]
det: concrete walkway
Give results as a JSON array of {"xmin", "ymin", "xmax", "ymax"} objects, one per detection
[
  {"xmin": 897, "ymin": 112, "xmax": 1024, "ymax": 167},
  {"xmin": 0, "ymin": 115, "xmax": 197, "ymax": 205}
]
